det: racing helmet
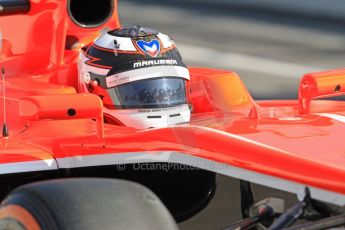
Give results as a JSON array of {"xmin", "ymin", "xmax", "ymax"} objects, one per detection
[{"xmin": 78, "ymin": 26, "xmax": 191, "ymax": 129}]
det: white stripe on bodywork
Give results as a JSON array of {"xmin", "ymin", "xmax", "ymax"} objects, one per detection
[
  {"xmin": 317, "ymin": 113, "xmax": 345, "ymax": 123},
  {"xmin": 106, "ymin": 66, "xmax": 190, "ymax": 87},
  {"xmin": 57, "ymin": 151, "xmax": 345, "ymax": 206},
  {"xmin": 0, "ymin": 159, "xmax": 58, "ymax": 175},
  {"xmin": 177, "ymin": 125, "xmax": 293, "ymax": 154}
]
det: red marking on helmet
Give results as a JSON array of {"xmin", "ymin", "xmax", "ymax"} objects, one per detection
[{"xmin": 83, "ymin": 52, "xmax": 112, "ymax": 69}]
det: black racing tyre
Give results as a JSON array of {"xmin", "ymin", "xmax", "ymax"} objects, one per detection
[{"xmin": 0, "ymin": 178, "xmax": 178, "ymax": 230}]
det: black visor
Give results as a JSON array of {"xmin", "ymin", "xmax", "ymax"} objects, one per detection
[{"xmin": 106, "ymin": 77, "xmax": 187, "ymax": 109}]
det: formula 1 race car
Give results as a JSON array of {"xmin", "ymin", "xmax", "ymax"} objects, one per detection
[{"xmin": 1, "ymin": 0, "xmax": 345, "ymax": 229}]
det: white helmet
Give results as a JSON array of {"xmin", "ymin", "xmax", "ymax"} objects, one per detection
[{"xmin": 78, "ymin": 26, "xmax": 191, "ymax": 129}]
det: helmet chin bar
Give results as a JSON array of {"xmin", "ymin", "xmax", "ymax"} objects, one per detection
[{"xmin": 103, "ymin": 104, "xmax": 191, "ymax": 129}]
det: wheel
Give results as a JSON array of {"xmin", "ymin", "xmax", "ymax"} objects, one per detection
[{"xmin": 0, "ymin": 178, "xmax": 178, "ymax": 230}]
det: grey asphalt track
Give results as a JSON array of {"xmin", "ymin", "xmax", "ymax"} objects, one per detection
[
  {"xmin": 119, "ymin": 0, "xmax": 345, "ymax": 99},
  {"xmin": 118, "ymin": 1, "xmax": 345, "ymax": 229}
]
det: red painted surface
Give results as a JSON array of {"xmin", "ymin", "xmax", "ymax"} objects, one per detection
[
  {"xmin": 1, "ymin": 0, "xmax": 345, "ymax": 198},
  {"xmin": 299, "ymin": 68, "xmax": 345, "ymax": 114}
]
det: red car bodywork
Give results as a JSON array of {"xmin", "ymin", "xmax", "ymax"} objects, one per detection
[{"xmin": 1, "ymin": 0, "xmax": 345, "ymax": 206}]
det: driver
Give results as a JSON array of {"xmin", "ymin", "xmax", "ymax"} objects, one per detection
[{"xmin": 78, "ymin": 26, "xmax": 191, "ymax": 129}]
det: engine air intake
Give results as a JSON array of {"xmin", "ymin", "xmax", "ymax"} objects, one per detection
[{"xmin": 68, "ymin": 0, "xmax": 114, "ymax": 27}]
